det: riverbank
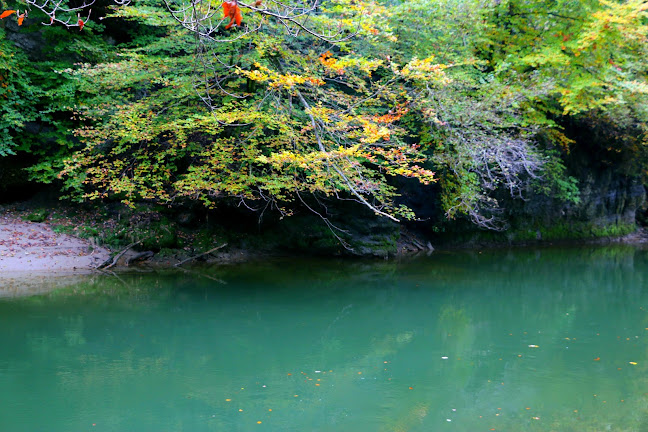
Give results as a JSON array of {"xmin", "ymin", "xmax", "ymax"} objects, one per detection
[
  {"xmin": 0, "ymin": 203, "xmax": 278, "ymax": 273},
  {"xmin": 2, "ymin": 199, "xmax": 648, "ymax": 276}
]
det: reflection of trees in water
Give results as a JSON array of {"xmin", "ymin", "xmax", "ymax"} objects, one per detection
[{"xmin": 2, "ymin": 246, "xmax": 648, "ymax": 430}]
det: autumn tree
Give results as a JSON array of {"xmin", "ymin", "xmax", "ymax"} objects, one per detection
[
  {"xmin": 36, "ymin": 0, "xmax": 438, "ymax": 226},
  {"xmin": 2, "ymin": 0, "xmax": 647, "ymax": 231}
]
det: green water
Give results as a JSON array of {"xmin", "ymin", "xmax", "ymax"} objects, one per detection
[{"xmin": 1, "ymin": 246, "xmax": 648, "ymax": 432}]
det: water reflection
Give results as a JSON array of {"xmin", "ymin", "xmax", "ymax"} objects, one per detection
[{"xmin": 1, "ymin": 245, "xmax": 647, "ymax": 431}]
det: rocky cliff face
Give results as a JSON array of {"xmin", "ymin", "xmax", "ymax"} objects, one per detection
[
  {"xmin": 570, "ymin": 172, "xmax": 644, "ymax": 227},
  {"xmin": 429, "ymin": 116, "xmax": 648, "ymax": 247},
  {"xmin": 512, "ymin": 169, "xmax": 645, "ymax": 241}
]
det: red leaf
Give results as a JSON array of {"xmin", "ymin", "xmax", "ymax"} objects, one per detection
[
  {"xmin": 78, "ymin": 18, "xmax": 84, "ymax": 30},
  {"xmin": 0, "ymin": 10, "xmax": 16, "ymax": 19}
]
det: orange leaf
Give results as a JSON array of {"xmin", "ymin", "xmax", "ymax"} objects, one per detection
[
  {"xmin": 594, "ymin": 357, "xmax": 600, "ymax": 361},
  {"xmin": 17, "ymin": 13, "xmax": 25, "ymax": 26},
  {"xmin": 224, "ymin": 2, "xmax": 241, "ymax": 29},
  {"xmin": 222, "ymin": 1, "xmax": 231, "ymax": 18},
  {"xmin": 234, "ymin": 7, "xmax": 242, "ymax": 26},
  {"xmin": 0, "ymin": 10, "xmax": 16, "ymax": 19}
]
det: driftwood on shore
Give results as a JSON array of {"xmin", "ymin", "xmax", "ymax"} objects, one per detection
[
  {"xmin": 96, "ymin": 239, "xmax": 143, "ymax": 270},
  {"xmin": 174, "ymin": 243, "xmax": 227, "ymax": 267}
]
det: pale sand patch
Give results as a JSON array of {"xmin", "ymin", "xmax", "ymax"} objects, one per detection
[{"xmin": 0, "ymin": 212, "xmax": 111, "ymax": 282}]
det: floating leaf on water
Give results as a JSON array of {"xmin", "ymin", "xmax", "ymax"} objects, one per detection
[
  {"xmin": 594, "ymin": 357, "xmax": 601, "ymax": 361},
  {"xmin": 629, "ymin": 361, "xmax": 638, "ymax": 365},
  {"xmin": 528, "ymin": 345, "xmax": 539, "ymax": 348}
]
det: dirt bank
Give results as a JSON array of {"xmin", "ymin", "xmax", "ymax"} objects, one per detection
[{"xmin": 0, "ymin": 211, "xmax": 111, "ymax": 274}]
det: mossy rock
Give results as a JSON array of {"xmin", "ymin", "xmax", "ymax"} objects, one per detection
[{"xmin": 24, "ymin": 209, "xmax": 49, "ymax": 223}]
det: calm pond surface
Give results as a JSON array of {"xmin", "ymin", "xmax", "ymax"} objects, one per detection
[{"xmin": 1, "ymin": 246, "xmax": 648, "ymax": 431}]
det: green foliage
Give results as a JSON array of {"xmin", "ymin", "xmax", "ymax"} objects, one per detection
[
  {"xmin": 2, "ymin": 0, "xmax": 647, "ymax": 232},
  {"xmin": 534, "ymin": 151, "xmax": 581, "ymax": 204},
  {"xmin": 478, "ymin": 0, "xmax": 648, "ymax": 116},
  {"xmin": 0, "ymin": 28, "xmax": 38, "ymax": 156},
  {"xmin": 0, "ymin": 10, "xmax": 120, "ymax": 179}
]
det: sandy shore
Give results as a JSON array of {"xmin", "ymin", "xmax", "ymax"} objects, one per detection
[{"xmin": 0, "ymin": 211, "xmax": 111, "ymax": 275}]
